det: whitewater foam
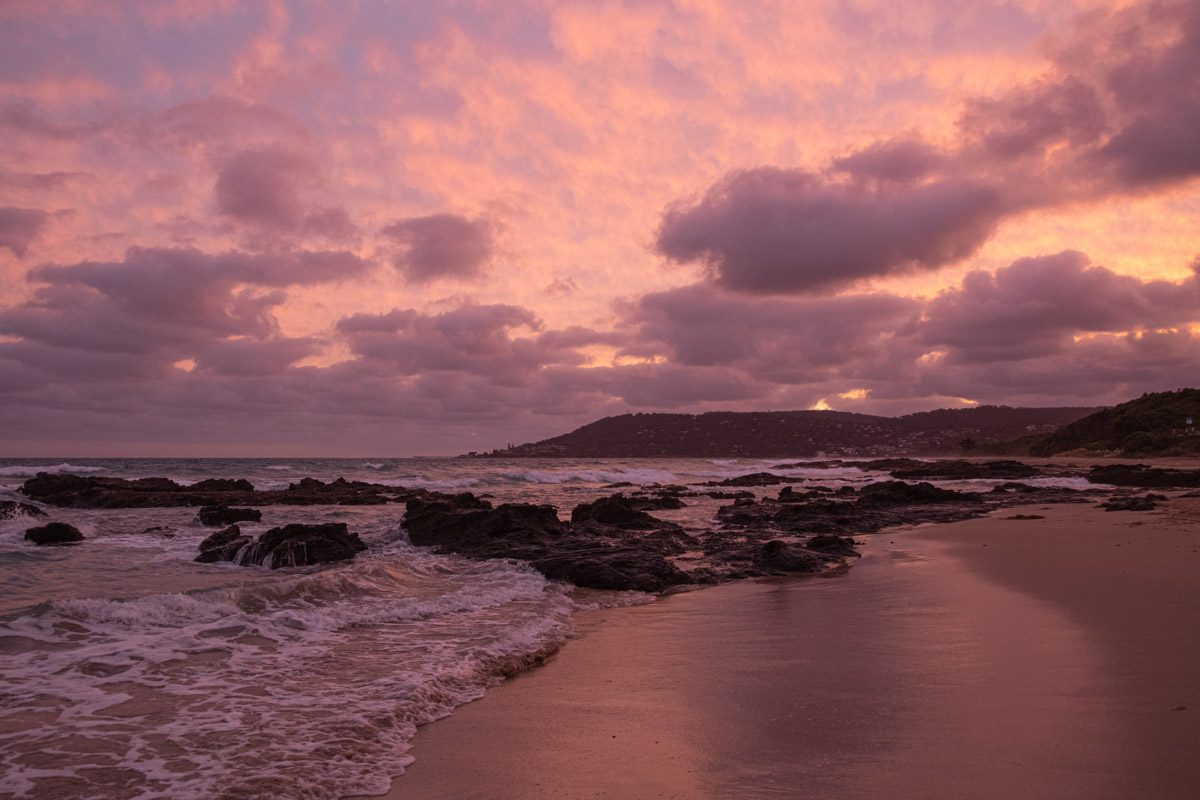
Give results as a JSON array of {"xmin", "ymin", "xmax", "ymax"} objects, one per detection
[{"xmin": 0, "ymin": 551, "xmax": 578, "ymax": 799}]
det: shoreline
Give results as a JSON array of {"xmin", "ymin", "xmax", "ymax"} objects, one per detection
[{"xmin": 373, "ymin": 497, "xmax": 1200, "ymax": 799}]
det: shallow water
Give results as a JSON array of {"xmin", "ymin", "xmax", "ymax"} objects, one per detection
[{"xmin": 0, "ymin": 456, "xmax": 1101, "ymax": 799}]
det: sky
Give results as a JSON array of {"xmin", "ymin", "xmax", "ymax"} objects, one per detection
[{"xmin": 1, "ymin": 0, "xmax": 1198, "ymax": 456}]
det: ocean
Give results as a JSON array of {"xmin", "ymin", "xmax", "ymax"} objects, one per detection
[{"xmin": 0, "ymin": 457, "xmax": 1100, "ymax": 799}]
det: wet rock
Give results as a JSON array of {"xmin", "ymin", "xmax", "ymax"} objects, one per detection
[
  {"xmin": 197, "ymin": 506, "xmax": 262, "ymax": 526},
  {"xmin": 403, "ymin": 496, "xmax": 693, "ymax": 593},
  {"xmin": 240, "ymin": 523, "xmax": 367, "ymax": 568},
  {"xmin": 857, "ymin": 481, "xmax": 982, "ymax": 506},
  {"xmin": 532, "ymin": 547, "xmax": 693, "ymax": 593},
  {"xmin": 1089, "ymin": 464, "xmax": 1200, "ymax": 488},
  {"xmin": 1099, "ymin": 494, "xmax": 1166, "ymax": 512},
  {"xmin": 0, "ymin": 500, "xmax": 46, "ymax": 520},
  {"xmin": 195, "ymin": 525, "xmax": 251, "ymax": 563},
  {"xmin": 405, "ymin": 499, "xmax": 564, "ymax": 550},
  {"xmin": 706, "ymin": 472, "xmax": 803, "ymax": 487},
  {"xmin": 754, "ymin": 540, "xmax": 824, "ymax": 573},
  {"xmin": 24, "ymin": 522, "xmax": 84, "ymax": 546},
  {"xmin": 889, "ymin": 460, "xmax": 1040, "ymax": 481},
  {"xmin": 803, "ymin": 534, "xmax": 860, "ymax": 558},
  {"xmin": 571, "ymin": 494, "xmax": 669, "ymax": 529},
  {"xmin": 20, "ymin": 472, "xmax": 424, "ymax": 509},
  {"xmin": 190, "ymin": 479, "xmax": 255, "ymax": 492}
]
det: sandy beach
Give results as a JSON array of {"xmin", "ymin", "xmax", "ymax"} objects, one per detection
[{"xmin": 381, "ymin": 494, "xmax": 1200, "ymax": 800}]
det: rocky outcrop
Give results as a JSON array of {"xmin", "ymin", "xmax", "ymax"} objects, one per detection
[
  {"xmin": 1099, "ymin": 494, "xmax": 1166, "ymax": 511},
  {"xmin": 196, "ymin": 523, "xmax": 367, "ymax": 568},
  {"xmin": 20, "ymin": 473, "xmax": 425, "ymax": 509},
  {"xmin": 197, "ymin": 506, "xmax": 262, "ymax": 526},
  {"xmin": 0, "ymin": 500, "xmax": 46, "ymax": 520},
  {"xmin": 570, "ymin": 494, "xmax": 676, "ymax": 529},
  {"xmin": 754, "ymin": 540, "xmax": 824, "ymax": 573},
  {"xmin": 887, "ymin": 460, "xmax": 1041, "ymax": 481},
  {"xmin": 705, "ymin": 472, "xmax": 804, "ymax": 487},
  {"xmin": 195, "ymin": 525, "xmax": 251, "ymax": 563},
  {"xmin": 403, "ymin": 496, "xmax": 695, "ymax": 593},
  {"xmin": 24, "ymin": 522, "xmax": 84, "ymax": 546},
  {"xmin": 1089, "ymin": 464, "xmax": 1200, "ymax": 488}
]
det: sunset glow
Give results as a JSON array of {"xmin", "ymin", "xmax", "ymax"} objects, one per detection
[{"xmin": 2, "ymin": 0, "xmax": 1198, "ymax": 455}]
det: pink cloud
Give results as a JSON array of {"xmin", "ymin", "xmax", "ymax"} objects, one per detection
[{"xmin": 0, "ymin": 207, "xmax": 49, "ymax": 257}]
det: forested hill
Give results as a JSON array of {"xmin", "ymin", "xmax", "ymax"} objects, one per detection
[
  {"xmin": 1020, "ymin": 389, "xmax": 1200, "ymax": 457},
  {"xmin": 466, "ymin": 406, "xmax": 1098, "ymax": 459}
]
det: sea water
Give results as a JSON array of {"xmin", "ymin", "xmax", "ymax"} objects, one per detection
[{"xmin": 0, "ymin": 457, "xmax": 1098, "ymax": 799}]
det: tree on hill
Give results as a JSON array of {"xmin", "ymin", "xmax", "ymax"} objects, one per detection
[{"xmin": 1027, "ymin": 389, "xmax": 1200, "ymax": 457}]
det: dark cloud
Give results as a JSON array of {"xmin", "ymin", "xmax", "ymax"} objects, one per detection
[
  {"xmin": 917, "ymin": 251, "xmax": 1200, "ymax": 363},
  {"xmin": 340, "ymin": 303, "xmax": 552, "ymax": 383},
  {"xmin": 0, "ymin": 246, "xmax": 365, "ymax": 381},
  {"xmin": 194, "ymin": 336, "xmax": 325, "ymax": 377},
  {"xmin": 605, "ymin": 364, "xmax": 766, "ymax": 407},
  {"xmin": 214, "ymin": 148, "xmax": 356, "ymax": 241},
  {"xmin": 656, "ymin": 168, "xmax": 1006, "ymax": 294},
  {"xmin": 831, "ymin": 138, "xmax": 947, "ymax": 184},
  {"xmin": 216, "ymin": 148, "xmax": 318, "ymax": 228},
  {"xmin": 660, "ymin": 1, "xmax": 1200, "ymax": 294},
  {"xmin": 0, "ymin": 207, "xmax": 49, "ymax": 257},
  {"xmin": 957, "ymin": 77, "xmax": 1106, "ymax": 160},
  {"xmin": 382, "ymin": 214, "xmax": 494, "ymax": 283}
]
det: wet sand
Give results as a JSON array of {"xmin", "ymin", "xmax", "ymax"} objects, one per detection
[{"xmin": 379, "ymin": 497, "xmax": 1200, "ymax": 800}]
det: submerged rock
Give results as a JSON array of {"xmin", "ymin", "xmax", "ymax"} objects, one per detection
[
  {"xmin": 24, "ymin": 522, "xmax": 84, "ymax": 546},
  {"xmin": 197, "ymin": 506, "xmax": 262, "ymax": 526},
  {"xmin": 196, "ymin": 523, "xmax": 367, "ymax": 568},
  {"xmin": 0, "ymin": 500, "xmax": 47, "ymax": 520}
]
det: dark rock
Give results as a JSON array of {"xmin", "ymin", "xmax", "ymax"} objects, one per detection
[
  {"xmin": 778, "ymin": 486, "xmax": 831, "ymax": 502},
  {"xmin": 1089, "ymin": 464, "xmax": 1200, "ymax": 488},
  {"xmin": 532, "ymin": 547, "xmax": 693, "ymax": 593},
  {"xmin": 241, "ymin": 523, "xmax": 367, "ymax": 568},
  {"xmin": 24, "ymin": 522, "xmax": 84, "ymax": 546},
  {"xmin": 571, "ymin": 494, "xmax": 668, "ymax": 529},
  {"xmin": 857, "ymin": 481, "xmax": 982, "ymax": 506},
  {"xmin": 889, "ymin": 460, "xmax": 1040, "ymax": 481},
  {"xmin": 707, "ymin": 472, "xmax": 802, "ymax": 487},
  {"xmin": 0, "ymin": 500, "xmax": 47, "ymax": 520},
  {"xmin": 20, "ymin": 472, "xmax": 427, "ymax": 509},
  {"xmin": 1099, "ymin": 495, "xmax": 1161, "ymax": 512},
  {"xmin": 755, "ymin": 540, "xmax": 823, "ymax": 573},
  {"xmin": 195, "ymin": 525, "xmax": 251, "ymax": 563},
  {"xmin": 698, "ymin": 490, "xmax": 755, "ymax": 500},
  {"xmin": 403, "ymin": 496, "xmax": 693, "ymax": 592},
  {"xmin": 197, "ymin": 506, "xmax": 262, "ymax": 526},
  {"xmin": 803, "ymin": 534, "xmax": 860, "ymax": 558},
  {"xmin": 190, "ymin": 479, "xmax": 255, "ymax": 492},
  {"xmin": 630, "ymin": 494, "xmax": 686, "ymax": 511},
  {"xmin": 405, "ymin": 499, "xmax": 562, "ymax": 550},
  {"xmin": 989, "ymin": 482, "xmax": 1040, "ymax": 494}
]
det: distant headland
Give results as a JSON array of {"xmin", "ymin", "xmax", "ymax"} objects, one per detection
[{"xmin": 462, "ymin": 389, "xmax": 1200, "ymax": 459}]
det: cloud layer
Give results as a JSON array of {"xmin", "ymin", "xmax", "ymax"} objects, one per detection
[{"xmin": 0, "ymin": 1, "xmax": 1198, "ymax": 454}]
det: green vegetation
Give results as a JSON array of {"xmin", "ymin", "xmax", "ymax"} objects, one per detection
[{"xmin": 1016, "ymin": 389, "xmax": 1200, "ymax": 457}]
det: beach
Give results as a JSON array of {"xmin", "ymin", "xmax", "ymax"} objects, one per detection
[{"xmin": 386, "ymin": 496, "xmax": 1200, "ymax": 800}]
